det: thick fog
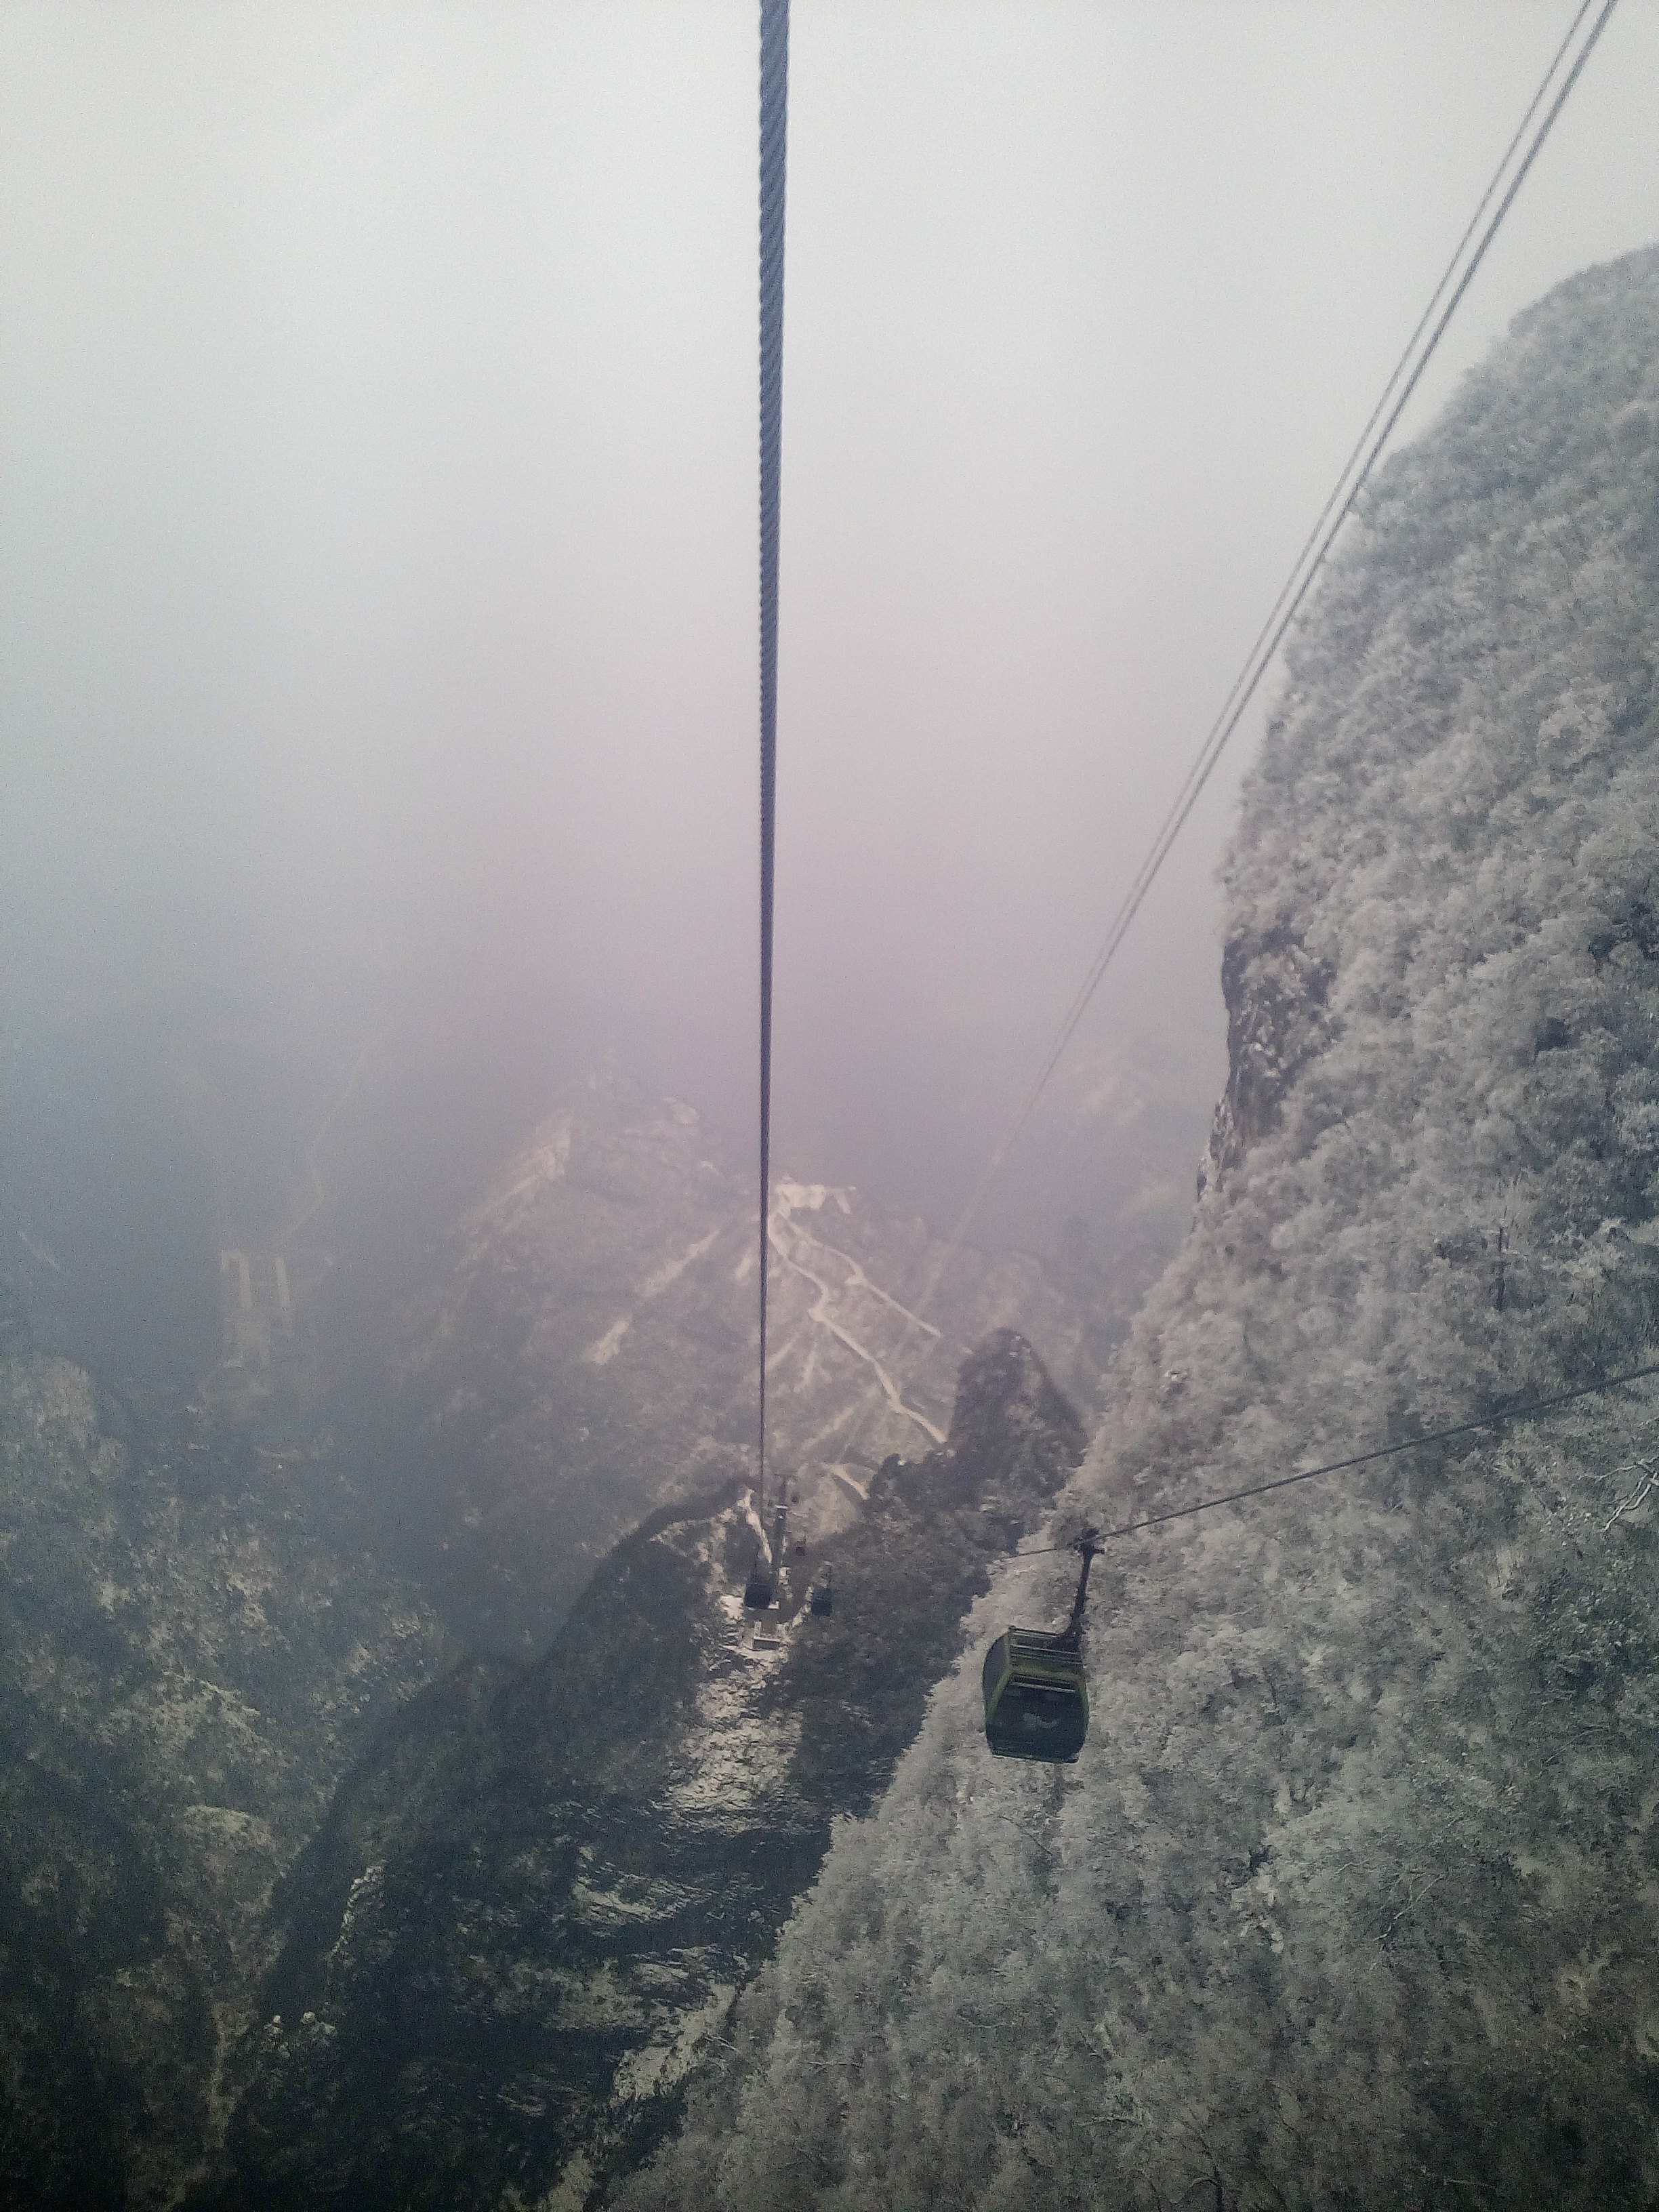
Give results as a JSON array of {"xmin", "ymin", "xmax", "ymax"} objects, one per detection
[{"xmin": 4, "ymin": 0, "xmax": 1659, "ymax": 1228}]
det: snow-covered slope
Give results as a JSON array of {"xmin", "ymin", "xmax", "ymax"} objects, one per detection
[{"xmin": 624, "ymin": 248, "xmax": 1659, "ymax": 2212}]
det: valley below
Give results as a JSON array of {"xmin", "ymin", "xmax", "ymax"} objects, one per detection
[
  {"xmin": 7, "ymin": 237, "xmax": 1659, "ymax": 2212},
  {"xmin": 0, "ymin": 1015, "xmax": 1179, "ymax": 2209}
]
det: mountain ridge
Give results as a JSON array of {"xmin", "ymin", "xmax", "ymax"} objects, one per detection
[{"xmin": 622, "ymin": 243, "xmax": 1659, "ymax": 2212}]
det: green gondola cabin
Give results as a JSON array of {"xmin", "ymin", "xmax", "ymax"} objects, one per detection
[
  {"xmin": 981, "ymin": 1529, "xmax": 1101, "ymax": 1764},
  {"xmin": 981, "ymin": 1631, "xmax": 1088, "ymax": 1761}
]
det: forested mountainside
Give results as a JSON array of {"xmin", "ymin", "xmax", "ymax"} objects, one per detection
[
  {"xmin": 626, "ymin": 248, "xmax": 1659, "ymax": 2212},
  {"xmin": 0, "ymin": 1353, "xmax": 434, "ymax": 2210},
  {"xmin": 197, "ymin": 1334, "xmax": 1083, "ymax": 2211}
]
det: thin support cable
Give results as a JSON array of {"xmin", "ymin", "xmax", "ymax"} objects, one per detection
[
  {"xmin": 757, "ymin": 0, "xmax": 790, "ymax": 1522},
  {"xmin": 1011, "ymin": 1357, "xmax": 1659, "ymax": 1555},
  {"xmin": 927, "ymin": 0, "xmax": 1621, "ymax": 1293}
]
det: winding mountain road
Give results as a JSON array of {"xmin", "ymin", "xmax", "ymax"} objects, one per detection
[{"xmin": 768, "ymin": 1192, "xmax": 945, "ymax": 1447}]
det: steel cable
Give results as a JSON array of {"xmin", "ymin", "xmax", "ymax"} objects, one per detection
[
  {"xmin": 756, "ymin": 0, "xmax": 790, "ymax": 1516},
  {"xmin": 1012, "ymin": 1357, "xmax": 1659, "ymax": 1555},
  {"xmin": 930, "ymin": 0, "xmax": 1621, "ymax": 1290}
]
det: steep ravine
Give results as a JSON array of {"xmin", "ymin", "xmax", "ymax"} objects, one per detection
[
  {"xmin": 197, "ymin": 1332, "xmax": 1086, "ymax": 2210},
  {"xmin": 0, "ymin": 1027, "xmax": 1136, "ymax": 2208},
  {"xmin": 624, "ymin": 247, "xmax": 1659, "ymax": 2212},
  {"xmin": 0, "ymin": 1353, "xmax": 436, "ymax": 2210}
]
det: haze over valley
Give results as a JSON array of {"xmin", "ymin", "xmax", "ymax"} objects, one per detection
[{"xmin": 5, "ymin": 5, "xmax": 1659, "ymax": 2207}]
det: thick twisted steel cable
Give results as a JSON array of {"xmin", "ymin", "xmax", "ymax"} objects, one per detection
[
  {"xmin": 1009, "ymin": 1357, "xmax": 1659, "ymax": 1555},
  {"xmin": 756, "ymin": 0, "xmax": 790, "ymax": 1517},
  {"xmin": 927, "ymin": 0, "xmax": 1620, "ymax": 1296}
]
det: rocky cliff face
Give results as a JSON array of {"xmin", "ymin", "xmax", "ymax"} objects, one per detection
[
  {"xmin": 623, "ymin": 249, "xmax": 1659, "ymax": 2212},
  {"xmin": 1200, "ymin": 922, "xmax": 1334, "ymax": 1191},
  {"xmin": 197, "ymin": 1332, "xmax": 1084, "ymax": 2211},
  {"xmin": 0, "ymin": 1353, "xmax": 435, "ymax": 2209}
]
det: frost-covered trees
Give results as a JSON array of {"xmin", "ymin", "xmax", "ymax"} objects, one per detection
[{"xmin": 623, "ymin": 247, "xmax": 1659, "ymax": 2211}]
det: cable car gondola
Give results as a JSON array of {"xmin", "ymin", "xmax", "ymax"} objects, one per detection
[{"xmin": 981, "ymin": 1530, "xmax": 1101, "ymax": 1763}]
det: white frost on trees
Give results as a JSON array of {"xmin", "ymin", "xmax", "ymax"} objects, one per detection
[{"xmin": 623, "ymin": 246, "xmax": 1659, "ymax": 2212}]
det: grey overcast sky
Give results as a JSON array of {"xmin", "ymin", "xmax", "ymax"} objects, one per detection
[{"xmin": 3, "ymin": 1, "xmax": 1658, "ymax": 1206}]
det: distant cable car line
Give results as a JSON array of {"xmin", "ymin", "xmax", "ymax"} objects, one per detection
[
  {"xmin": 1010, "ymin": 1357, "xmax": 1659, "ymax": 1558},
  {"xmin": 929, "ymin": 0, "xmax": 1622, "ymax": 1285}
]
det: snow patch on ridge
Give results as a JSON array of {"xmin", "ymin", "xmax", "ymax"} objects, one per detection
[
  {"xmin": 640, "ymin": 1229, "xmax": 720, "ymax": 1300},
  {"xmin": 581, "ymin": 1317, "xmax": 631, "ymax": 1366}
]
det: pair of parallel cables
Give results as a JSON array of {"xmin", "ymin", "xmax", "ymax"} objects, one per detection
[{"xmin": 752, "ymin": 0, "xmax": 1623, "ymax": 1519}]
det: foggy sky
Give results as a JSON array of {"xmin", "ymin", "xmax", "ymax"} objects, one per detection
[{"xmin": 4, "ymin": 1, "xmax": 1659, "ymax": 1214}]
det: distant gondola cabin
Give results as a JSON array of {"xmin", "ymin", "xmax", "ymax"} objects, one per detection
[{"xmin": 981, "ymin": 1629, "xmax": 1088, "ymax": 1762}]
